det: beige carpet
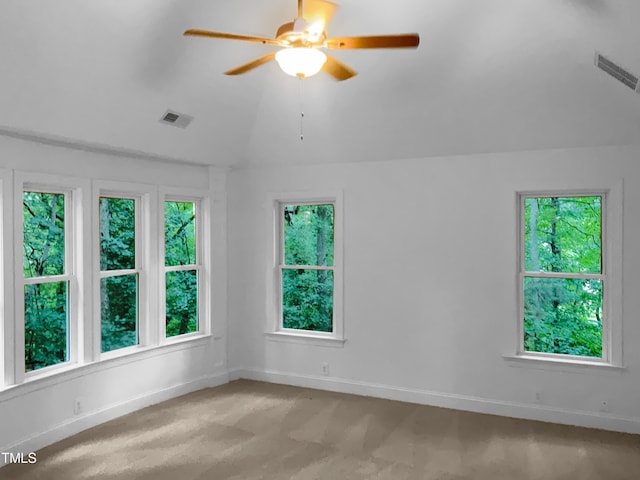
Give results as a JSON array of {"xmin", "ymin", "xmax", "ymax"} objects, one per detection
[{"xmin": 2, "ymin": 379, "xmax": 639, "ymax": 479}]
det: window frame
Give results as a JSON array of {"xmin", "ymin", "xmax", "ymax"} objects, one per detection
[
  {"xmin": 92, "ymin": 181, "xmax": 156, "ymax": 361},
  {"xmin": 0, "ymin": 169, "xmax": 13, "ymax": 388},
  {"xmin": 266, "ymin": 191, "xmax": 344, "ymax": 345},
  {"xmin": 0, "ymin": 172, "xmax": 215, "ymax": 393},
  {"xmin": 15, "ymin": 172, "xmax": 89, "ymax": 383},
  {"xmin": 97, "ymin": 193, "xmax": 142, "ymax": 356},
  {"xmin": 160, "ymin": 189, "xmax": 210, "ymax": 343},
  {"xmin": 515, "ymin": 187, "xmax": 623, "ymax": 367}
]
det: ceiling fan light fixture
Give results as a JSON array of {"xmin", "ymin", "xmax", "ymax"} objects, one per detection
[{"xmin": 275, "ymin": 47, "xmax": 327, "ymax": 78}]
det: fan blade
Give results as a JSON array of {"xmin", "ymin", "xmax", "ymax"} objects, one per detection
[
  {"xmin": 326, "ymin": 33, "xmax": 419, "ymax": 49},
  {"xmin": 184, "ymin": 29, "xmax": 280, "ymax": 46},
  {"xmin": 323, "ymin": 54, "xmax": 357, "ymax": 81},
  {"xmin": 303, "ymin": 0, "xmax": 338, "ymax": 31},
  {"xmin": 224, "ymin": 53, "xmax": 276, "ymax": 76}
]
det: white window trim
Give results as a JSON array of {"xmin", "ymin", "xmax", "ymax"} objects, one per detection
[
  {"xmin": 0, "ymin": 171, "xmax": 216, "ymax": 394},
  {"xmin": 15, "ymin": 172, "xmax": 90, "ymax": 384},
  {"xmin": 0, "ymin": 169, "xmax": 13, "ymax": 388},
  {"xmin": 509, "ymin": 185, "xmax": 623, "ymax": 369},
  {"xmin": 265, "ymin": 191, "xmax": 345, "ymax": 345},
  {"xmin": 159, "ymin": 187, "xmax": 211, "ymax": 343},
  {"xmin": 92, "ymin": 181, "xmax": 157, "ymax": 361}
]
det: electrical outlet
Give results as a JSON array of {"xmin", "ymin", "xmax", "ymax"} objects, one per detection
[
  {"xmin": 321, "ymin": 362, "xmax": 329, "ymax": 376},
  {"xmin": 599, "ymin": 399, "xmax": 610, "ymax": 413},
  {"xmin": 73, "ymin": 398, "xmax": 82, "ymax": 415},
  {"xmin": 534, "ymin": 391, "xmax": 542, "ymax": 403}
]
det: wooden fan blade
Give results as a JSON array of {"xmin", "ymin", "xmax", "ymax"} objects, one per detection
[
  {"xmin": 303, "ymin": 0, "xmax": 338, "ymax": 31},
  {"xmin": 326, "ymin": 33, "xmax": 419, "ymax": 49},
  {"xmin": 224, "ymin": 52, "xmax": 276, "ymax": 76},
  {"xmin": 184, "ymin": 29, "xmax": 280, "ymax": 46},
  {"xmin": 323, "ymin": 55, "xmax": 357, "ymax": 81}
]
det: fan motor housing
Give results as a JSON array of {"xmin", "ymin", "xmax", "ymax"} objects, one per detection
[{"xmin": 276, "ymin": 21, "xmax": 325, "ymax": 46}]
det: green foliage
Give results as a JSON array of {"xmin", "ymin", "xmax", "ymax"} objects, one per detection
[
  {"xmin": 282, "ymin": 269, "xmax": 333, "ymax": 332},
  {"xmin": 24, "ymin": 282, "xmax": 68, "ymax": 371},
  {"xmin": 165, "ymin": 202, "xmax": 196, "ymax": 266},
  {"xmin": 524, "ymin": 278, "xmax": 602, "ymax": 357},
  {"xmin": 166, "ymin": 270, "xmax": 198, "ymax": 337},
  {"xmin": 284, "ymin": 204, "xmax": 334, "ymax": 266},
  {"xmin": 523, "ymin": 196, "xmax": 603, "ymax": 357},
  {"xmin": 282, "ymin": 204, "xmax": 334, "ymax": 332},
  {"xmin": 100, "ymin": 197, "xmax": 138, "ymax": 352},
  {"xmin": 524, "ymin": 196, "xmax": 601, "ymax": 273},
  {"xmin": 23, "ymin": 192, "xmax": 68, "ymax": 372},
  {"xmin": 23, "ymin": 194, "xmax": 200, "ymax": 363},
  {"xmin": 100, "ymin": 197, "xmax": 135, "ymax": 270},
  {"xmin": 23, "ymin": 192, "xmax": 65, "ymax": 277},
  {"xmin": 101, "ymin": 275, "xmax": 138, "ymax": 353},
  {"xmin": 165, "ymin": 202, "xmax": 198, "ymax": 336}
]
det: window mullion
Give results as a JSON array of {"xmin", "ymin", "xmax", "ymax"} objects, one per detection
[
  {"xmin": 99, "ymin": 269, "xmax": 140, "ymax": 279},
  {"xmin": 13, "ymin": 178, "xmax": 25, "ymax": 384},
  {"xmin": 281, "ymin": 265, "xmax": 334, "ymax": 271},
  {"xmin": 24, "ymin": 274, "xmax": 74, "ymax": 285},
  {"xmin": 164, "ymin": 264, "xmax": 199, "ymax": 273},
  {"xmin": 522, "ymin": 271, "xmax": 604, "ymax": 280}
]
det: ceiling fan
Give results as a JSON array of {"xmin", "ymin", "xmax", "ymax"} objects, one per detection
[{"xmin": 184, "ymin": 0, "xmax": 419, "ymax": 81}]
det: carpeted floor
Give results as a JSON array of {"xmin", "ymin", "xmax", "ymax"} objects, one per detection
[{"xmin": 2, "ymin": 379, "xmax": 639, "ymax": 479}]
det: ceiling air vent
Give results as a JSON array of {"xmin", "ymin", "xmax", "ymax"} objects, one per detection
[
  {"xmin": 159, "ymin": 109, "xmax": 194, "ymax": 128},
  {"xmin": 595, "ymin": 52, "xmax": 639, "ymax": 92}
]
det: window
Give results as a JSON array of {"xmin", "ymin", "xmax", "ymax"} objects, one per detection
[
  {"xmin": 99, "ymin": 196, "xmax": 139, "ymax": 353},
  {"xmin": 164, "ymin": 199, "xmax": 200, "ymax": 337},
  {"xmin": 0, "ymin": 173, "xmax": 214, "ymax": 389},
  {"xmin": 281, "ymin": 203, "xmax": 335, "ymax": 332},
  {"xmin": 268, "ymin": 193, "xmax": 343, "ymax": 343},
  {"xmin": 520, "ymin": 194, "xmax": 606, "ymax": 360},
  {"xmin": 23, "ymin": 190, "xmax": 71, "ymax": 372}
]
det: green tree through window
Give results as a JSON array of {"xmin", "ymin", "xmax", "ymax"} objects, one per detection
[
  {"xmin": 523, "ymin": 196, "xmax": 603, "ymax": 357},
  {"xmin": 99, "ymin": 197, "xmax": 138, "ymax": 353},
  {"xmin": 23, "ymin": 191, "xmax": 68, "ymax": 372},
  {"xmin": 165, "ymin": 201, "xmax": 198, "ymax": 337},
  {"xmin": 281, "ymin": 204, "xmax": 334, "ymax": 332}
]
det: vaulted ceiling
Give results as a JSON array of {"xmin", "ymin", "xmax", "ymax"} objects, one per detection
[{"xmin": 1, "ymin": 0, "xmax": 639, "ymax": 168}]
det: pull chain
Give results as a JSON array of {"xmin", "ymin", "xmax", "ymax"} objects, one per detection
[{"xmin": 298, "ymin": 77, "xmax": 304, "ymax": 140}]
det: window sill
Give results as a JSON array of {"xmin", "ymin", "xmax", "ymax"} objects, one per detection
[
  {"xmin": 502, "ymin": 354, "xmax": 625, "ymax": 375},
  {"xmin": 0, "ymin": 335, "xmax": 212, "ymax": 402},
  {"xmin": 23, "ymin": 361, "xmax": 83, "ymax": 383},
  {"xmin": 265, "ymin": 331, "xmax": 346, "ymax": 348}
]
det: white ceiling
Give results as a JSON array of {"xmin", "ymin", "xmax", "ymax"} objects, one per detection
[{"xmin": 1, "ymin": 0, "xmax": 639, "ymax": 168}]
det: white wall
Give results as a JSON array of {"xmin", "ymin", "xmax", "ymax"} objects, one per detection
[
  {"xmin": 228, "ymin": 145, "xmax": 640, "ymax": 433},
  {"xmin": 0, "ymin": 135, "xmax": 229, "ymax": 455},
  {"xmin": 2, "ymin": 135, "xmax": 639, "ymax": 457}
]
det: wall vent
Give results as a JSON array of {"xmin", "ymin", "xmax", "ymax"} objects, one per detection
[
  {"xmin": 595, "ymin": 52, "xmax": 639, "ymax": 92},
  {"xmin": 159, "ymin": 109, "xmax": 194, "ymax": 128}
]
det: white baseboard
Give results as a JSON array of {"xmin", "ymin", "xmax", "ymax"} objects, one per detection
[
  {"xmin": 4, "ymin": 366, "xmax": 638, "ymax": 467},
  {"xmin": 231, "ymin": 367, "xmax": 640, "ymax": 435},
  {"xmin": 3, "ymin": 371, "xmax": 230, "ymax": 457}
]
